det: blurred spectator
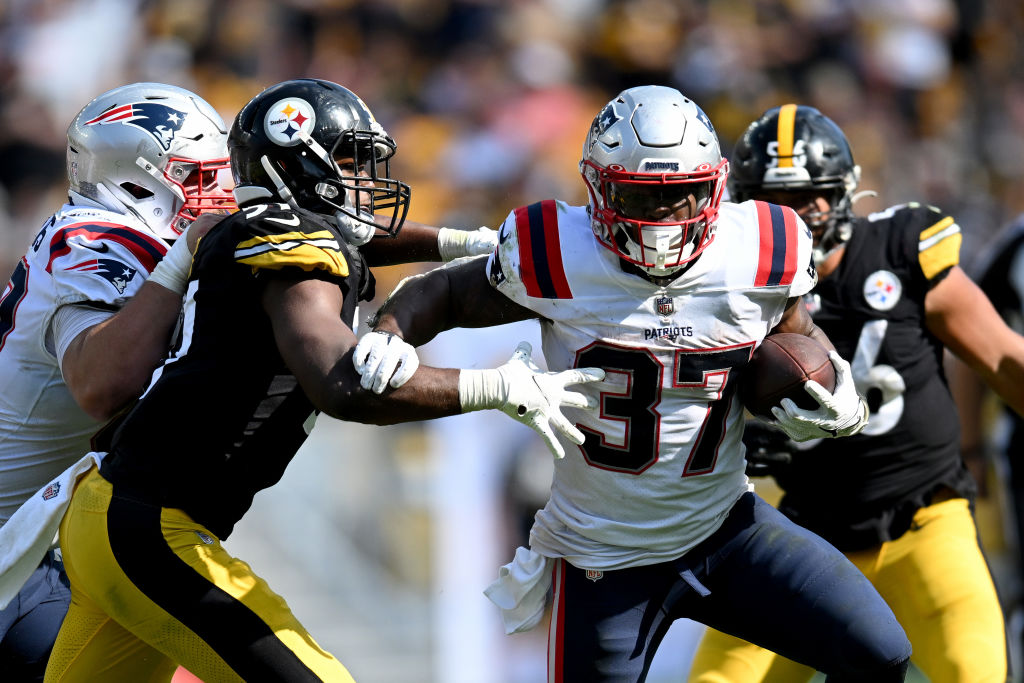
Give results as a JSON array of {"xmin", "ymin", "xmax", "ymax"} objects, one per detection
[{"xmin": 1, "ymin": 1, "xmax": 1023, "ymax": 680}]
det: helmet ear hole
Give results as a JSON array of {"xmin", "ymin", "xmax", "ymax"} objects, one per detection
[{"xmin": 120, "ymin": 182, "xmax": 154, "ymax": 200}]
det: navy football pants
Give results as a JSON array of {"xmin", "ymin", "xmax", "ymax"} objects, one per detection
[
  {"xmin": 0, "ymin": 550, "xmax": 71, "ymax": 682},
  {"xmin": 549, "ymin": 493, "xmax": 911, "ymax": 682}
]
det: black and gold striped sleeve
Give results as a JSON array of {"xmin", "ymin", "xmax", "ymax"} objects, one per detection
[{"xmin": 233, "ymin": 206, "xmax": 349, "ymax": 278}]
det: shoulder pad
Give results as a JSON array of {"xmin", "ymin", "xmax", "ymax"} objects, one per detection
[
  {"xmin": 490, "ymin": 200, "xmax": 572, "ymax": 299},
  {"xmin": 47, "ymin": 219, "xmax": 168, "ymax": 305},
  {"xmin": 232, "ymin": 203, "xmax": 350, "ymax": 278}
]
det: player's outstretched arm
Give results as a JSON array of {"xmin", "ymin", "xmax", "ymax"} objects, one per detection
[
  {"xmin": 266, "ymin": 267, "xmax": 603, "ymax": 457},
  {"xmin": 361, "ymin": 217, "xmax": 497, "ymax": 266},
  {"xmin": 60, "ymin": 214, "xmax": 223, "ymax": 421},
  {"xmin": 926, "ymin": 265, "xmax": 1024, "ymax": 417}
]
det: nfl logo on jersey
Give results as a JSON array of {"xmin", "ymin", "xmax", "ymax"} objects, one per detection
[
  {"xmin": 41, "ymin": 481, "xmax": 61, "ymax": 501},
  {"xmin": 656, "ymin": 296, "xmax": 674, "ymax": 316}
]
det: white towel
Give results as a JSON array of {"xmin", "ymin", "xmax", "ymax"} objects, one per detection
[
  {"xmin": 0, "ymin": 452, "xmax": 103, "ymax": 609},
  {"xmin": 483, "ymin": 546, "xmax": 553, "ymax": 634}
]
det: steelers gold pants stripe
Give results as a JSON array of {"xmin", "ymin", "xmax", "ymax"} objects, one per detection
[
  {"xmin": 46, "ymin": 468, "xmax": 354, "ymax": 683},
  {"xmin": 108, "ymin": 491, "xmax": 321, "ymax": 681}
]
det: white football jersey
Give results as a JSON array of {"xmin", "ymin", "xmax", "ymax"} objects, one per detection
[
  {"xmin": 486, "ymin": 199, "xmax": 815, "ymax": 569},
  {"xmin": 0, "ymin": 202, "xmax": 168, "ymax": 526}
]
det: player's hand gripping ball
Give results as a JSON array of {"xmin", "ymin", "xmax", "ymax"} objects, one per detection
[{"xmin": 740, "ymin": 333, "xmax": 837, "ymax": 421}]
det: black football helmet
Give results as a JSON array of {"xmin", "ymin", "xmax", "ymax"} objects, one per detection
[
  {"xmin": 731, "ymin": 104, "xmax": 862, "ymax": 264},
  {"xmin": 229, "ymin": 78, "xmax": 410, "ymax": 245}
]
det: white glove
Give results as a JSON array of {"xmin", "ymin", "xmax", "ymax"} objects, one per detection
[
  {"xmin": 770, "ymin": 351, "xmax": 869, "ymax": 441},
  {"xmin": 146, "ymin": 233, "xmax": 194, "ymax": 295},
  {"xmin": 437, "ymin": 226, "xmax": 498, "ymax": 262},
  {"xmin": 352, "ymin": 331, "xmax": 420, "ymax": 394},
  {"xmin": 458, "ymin": 341, "xmax": 605, "ymax": 459}
]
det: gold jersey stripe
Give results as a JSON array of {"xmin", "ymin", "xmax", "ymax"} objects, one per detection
[
  {"xmin": 776, "ymin": 104, "xmax": 798, "ymax": 168},
  {"xmin": 918, "ymin": 220, "xmax": 961, "ymax": 280},
  {"xmin": 234, "ymin": 230, "xmax": 349, "ymax": 277},
  {"xmin": 919, "ymin": 216, "xmax": 955, "ymax": 241}
]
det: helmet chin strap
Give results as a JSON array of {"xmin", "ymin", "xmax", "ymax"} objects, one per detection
[{"xmin": 332, "ymin": 205, "xmax": 376, "ymax": 246}]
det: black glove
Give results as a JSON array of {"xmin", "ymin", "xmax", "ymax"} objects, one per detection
[{"xmin": 743, "ymin": 420, "xmax": 794, "ymax": 478}]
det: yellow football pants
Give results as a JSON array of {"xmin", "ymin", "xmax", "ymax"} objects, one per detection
[
  {"xmin": 689, "ymin": 497, "xmax": 1006, "ymax": 683},
  {"xmin": 44, "ymin": 468, "xmax": 356, "ymax": 683}
]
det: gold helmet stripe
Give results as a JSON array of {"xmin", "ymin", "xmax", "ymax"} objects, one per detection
[{"xmin": 775, "ymin": 103, "xmax": 798, "ymax": 168}]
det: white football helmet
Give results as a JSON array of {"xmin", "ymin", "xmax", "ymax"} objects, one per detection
[
  {"xmin": 580, "ymin": 85, "xmax": 728, "ymax": 277},
  {"xmin": 66, "ymin": 82, "xmax": 236, "ymax": 240}
]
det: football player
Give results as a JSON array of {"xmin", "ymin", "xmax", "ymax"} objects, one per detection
[
  {"xmin": 688, "ymin": 105, "xmax": 1024, "ymax": 682},
  {"xmin": 42, "ymin": 78, "xmax": 603, "ymax": 682},
  {"xmin": 355, "ymin": 86, "xmax": 914, "ymax": 681},
  {"xmin": 0, "ymin": 82, "xmax": 237, "ymax": 682}
]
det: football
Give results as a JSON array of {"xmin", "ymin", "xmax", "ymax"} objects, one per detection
[{"xmin": 740, "ymin": 333, "xmax": 837, "ymax": 420}]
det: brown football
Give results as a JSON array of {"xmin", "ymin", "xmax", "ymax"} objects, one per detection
[{"xmin": 740, "ymin": 333, "xmax": 837, "ymax": 420}]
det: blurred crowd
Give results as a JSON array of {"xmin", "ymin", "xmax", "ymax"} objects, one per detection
[
  {"xmin": 2, "ymin": 1, "xmax": 1024, "ymax": 680},
  {"xmin": 2, "ymin": 0, "xmax": 1024, "ymax": 282}
]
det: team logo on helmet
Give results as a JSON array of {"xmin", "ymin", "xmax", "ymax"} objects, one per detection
[
  {"xmin": 264, "ymin": 97, "xmax": 317, "ymax": 147},
  {"xmin": 84, "ymin": 103, "xmax": 188, "ymax": 152},
  {"xmin": 863, "ymin": 270, "xmax": 902, "ymax": 311},
  {"xmin": 66, "ymin": 259, "xmax": 138, "ymax": 295}
]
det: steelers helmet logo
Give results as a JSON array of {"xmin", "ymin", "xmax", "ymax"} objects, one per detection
[
  {"xmin": 863, "ymin": 270, "xmax": 902, "ymax": 311},
  {"xmin": 264, "ymin": 97, "xmax": 316, "ymax": 147}
]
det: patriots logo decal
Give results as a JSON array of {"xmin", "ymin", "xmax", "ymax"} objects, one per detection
[
  {"xmin": 594, "ymin": 103, "xmax": 620, "ymax": 136},
  {"xmin": 694, "ymin": 105, "xmax": 715, "ymax": 135},
  {"xmin": 66, "ymin": 259, "xmax": 138, "ymax": 294},
  {"xmin": 84, "ymin": 103, "xmax": 187, "ymax": 151}
]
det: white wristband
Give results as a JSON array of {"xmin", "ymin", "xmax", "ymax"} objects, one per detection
[
  {"xmin": 147, "ymin": 236, "xmax": 193, "ymax": 295},
  {"xmin": 437, "ymin": 226, "xmax": 498, "ymax": 262},
  {"xmin": 458, "ymin": 368, "xmax": 505, "ymax": 412}
]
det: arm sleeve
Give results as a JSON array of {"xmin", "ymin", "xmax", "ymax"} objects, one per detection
[{"xmin": 51, "ymin": 304, "xmax": 114, "ymax": 374}]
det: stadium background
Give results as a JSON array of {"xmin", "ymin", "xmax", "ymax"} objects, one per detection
[{"xmin": 1, "ymin": 0, "xmax": 1022, "ymax": 681}]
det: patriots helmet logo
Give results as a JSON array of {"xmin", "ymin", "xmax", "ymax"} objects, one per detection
[
  {"xmin": 84, "ymin": 102, "xmax": 187, "ymax": 151},
  {"xmin": 67, "ymin": 258, "xmax": 138, "ymax": 295}
]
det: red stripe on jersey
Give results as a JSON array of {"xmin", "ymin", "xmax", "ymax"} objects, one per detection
[
  {"xmin": 47, "ymin": 222, "xmax": 166, "ymax": 274},
  {"xmin": 514, "ymin": 206, "xmax": 540, "ymax": 297},
  {"xmin": 515, "ymin": 201, "xmax": 573, "ymax": 299},
  {"xmin": 540, "ymin": 200, "xmax": 572, "ymax": 299},
  {"xmin": 754, "ymin": 201, "xmax": 775, "ymax": 287}
]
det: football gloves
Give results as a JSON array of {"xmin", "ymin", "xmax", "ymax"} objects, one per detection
[
  {"xmin": 770, "ymin": 351, "xmax": 868, "ymax": 442},
  {"xmin": 458, "ymin": 342, "xmax": 605, "ymax": 459},
  {"xmin": 352, "ymin": 331, "xmax": 420, "ymax": 394},
  {"xmin": 437, "ymin": 226, "xmax": 499, "ymax": 262}
]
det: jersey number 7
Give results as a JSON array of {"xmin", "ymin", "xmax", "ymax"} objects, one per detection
[{"xmin": 575, "ymin": 341, "xmax": 753, "ymax": 476}]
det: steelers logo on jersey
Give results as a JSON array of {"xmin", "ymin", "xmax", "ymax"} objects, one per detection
[
  {"xmin": 863, "ymin": 269, "xmax": 902, "ymax": 311},
  {"xmin": 264, "ymin": 97, "xmax": 317, "ymax": 147}
]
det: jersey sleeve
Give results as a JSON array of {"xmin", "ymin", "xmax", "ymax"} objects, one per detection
[
  {"xmin": 898, "ymin": 203, "xmax": 961, "ymax": 288},
  {"xmin": 46, "ymin": 220, "xmax": 168, "ymax": 308},
  {"xmin": 486, "ymin": 201, "xmax": 574, "ymax": 310},
  {"xmin": 231, "ymin": 204, "xmax": 351, "ymax": 283},
  {"xmin": 748, "ymin": 201, "xmax": 817, "ymax": 298}
]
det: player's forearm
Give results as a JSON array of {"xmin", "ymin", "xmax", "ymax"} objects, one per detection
[
  {"xmin": 361, "ymin": 220, "xmax": 441, "ymax": 265},
  {"xmin": 63, "ymin": 281, "xmax": 182, "ymax": 420}
]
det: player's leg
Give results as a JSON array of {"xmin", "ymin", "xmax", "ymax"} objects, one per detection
[
  {"xmin": 0, "ymin": 550, "xmax": 71, "ymax": 682},
  {"xmin": 547, "ymin": 558, "xmax": 679, "ymax": 682},
  {"xmin": 688, "ymin": 626, "xmax": 814, "ymax": 683},
  {"xmin": 53, "ymin": 468, "xmax": 355, "ymax": 682},
  {"xmin": 682, "ymin": 493, "xmax": 910, "ymax": 682},
  {"xmin": 853, "ymin": 496, "xmax": 1006, "ymax": 683}
]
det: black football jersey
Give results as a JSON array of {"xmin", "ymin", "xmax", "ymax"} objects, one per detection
[
  {"xmin": 100, "ymin": 203, "xmax": 374, "ymax": 538},
  {"xmin": 774, "ymin": 202, "xmax": 976, "ymax": 551}
]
